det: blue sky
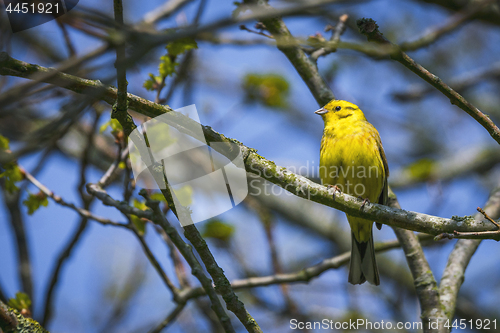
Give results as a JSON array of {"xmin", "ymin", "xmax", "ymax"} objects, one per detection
[{"xmin": 2, "ymin": 0, "xmax": 500, "ymax": 332}]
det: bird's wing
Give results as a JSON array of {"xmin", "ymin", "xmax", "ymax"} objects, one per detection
[{"xmin": 377, "ymin": 137, "xmax": 389, "ymax": 206}]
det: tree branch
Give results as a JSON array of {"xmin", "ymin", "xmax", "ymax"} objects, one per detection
[
  {"xmin": 1, "ymin": 190, "xmax": 33, "ymax": 311},
  {"xmin": 357, "ymin": 18, "xmax": 500, "ymax": 146},
  {"xmin": 439, "ymin": 186, "xmax": 500, "ymax": 320},
  {"xmin": 248, "ymin": 0, "xmax": 335, "ymax": 105},
  {"xmin": 420, "ymin": 0, "xmax": 500, "ymax": 27},
  {"xmin": 400, "ymin": 0, "xmax": 495, "ymax": 51},
  {"xmin": 0, "ymin": 300, "xmax": 49, "ymax": 333},
  {"xmin": 388, "ymin": 192, "xmax": 447, "ymax": 332},
  {"xmin": 1, "ymin": 53, "xmax": 500, "ymax": 239}
]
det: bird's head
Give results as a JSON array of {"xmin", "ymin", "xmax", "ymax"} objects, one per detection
[{"xmin": 314, "ymin": 100, "xmax": 366, "ymax": 124}]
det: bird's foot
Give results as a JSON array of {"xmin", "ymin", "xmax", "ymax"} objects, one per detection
[
  {"xmin": 329, "ymin": 185, "xmax": 341, "ymax": 200},
  {"xmin": 359, "ymin": 197, "xmax": 370, "ymax": 210}
]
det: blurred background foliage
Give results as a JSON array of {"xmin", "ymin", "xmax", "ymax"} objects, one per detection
[{"xmin": 1, "ymin": 0, "xmax": 500, "ymax": 332}]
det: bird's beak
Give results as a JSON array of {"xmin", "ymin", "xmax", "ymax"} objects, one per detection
[{"xmin": 314, "ymin": 108, "xmax": 328, "ymax": 115}]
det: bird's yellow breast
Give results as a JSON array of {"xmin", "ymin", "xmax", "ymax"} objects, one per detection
[{"xmin": 319, "ymin": 120, "xmax": 385, "ymax": 203}]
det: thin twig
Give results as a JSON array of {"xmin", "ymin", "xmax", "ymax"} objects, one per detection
[
  {"xmin": 447, "ymin": 206, "xmax": 500, "ymax": 239},
  {"xmin": 156, "ymin": 225, "xmax": 191, "ymax": 288},
  {"xmin": 247, "ymin": 0, "xmax": 336, "ymax": 105},
  {"xmin": 1, "ymin": 190, "xmax": 33, "ymax": 309},
  {"xmin": 393, "ymin": 61, "xmax": 500, "ymax": 101},
  {"xmin": 131, "ymin": 227, "xmax": 182, "ymax": 302},
  {"xmin": 56, "ymin": 20, "xmax": 77, "ymax": 57},
  {"xmin": 440, "ymin": 187, "xmax": 500, "ymax": 322},
  {"xmin": 142, "ymin": 0, "xmax": 196, "ymax": 26},
  {"xmin": 42, "ymin": 109, "xmax": 100, "ymax": 326},
  {"xmin": 239, "ymin": 24, "xmax": 273, "ymax": 39},
  {"xmin": 388, "ymin": 192, "xmax": 447, "ymax": 330},
  {"xmin": 148, "ymin": 302, "xmax": 187, "ymax": 333},
  {"xmin": 97, "ymin": 146, "xmax": 129, "ymax": 188},
  {"xmin": 310, "ymin": 14, "xmax": 348, "ymax": 62},
  {"xmin": 477, "ymin": 206, "xmax": 500, "ymax": 229},
  {"xmin": 140, "ymin": 191, "xmax": 236, "ymax": 333},
  {"xmin": 357, "ymin": 18, "xmax": 500, "ymax": 146},
  {"xmin": 180, "ymin": 234, "xmax": 433, "ymax": 301},
  {"xmin": 22, "ymin": 168, "xmax": 125, "ymax": 227},
  {"xmin": 400, "ymin": 0, "xmax": 496, "ymax": 51}
]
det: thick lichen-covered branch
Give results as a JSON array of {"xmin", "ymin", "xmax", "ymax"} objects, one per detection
[
  {"xmin": 439, "ymin": 186, "xmax": 500, "ymax": 320},
  {"xmin": 388, "ymin": 195, "xmax": 447, "ymax": 332},
  {"xmin": 1, "ymin": 53, "xmax": 499, "ymax": 239},
  {"xmin": 0, "ymin": 300, "xmax": 49, "ymax": 333}
]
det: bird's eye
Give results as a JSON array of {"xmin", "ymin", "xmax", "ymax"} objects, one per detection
[{"xmin": 335, "ymin": 106, "xmax": 341, "ymax": 111}]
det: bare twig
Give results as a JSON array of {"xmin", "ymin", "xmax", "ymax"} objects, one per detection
[
  {"xmin": 477, "ymin": 206, "xmax": 500, "ymax": 228},
  {"xmin": 180, "ymin": 234, "xmax": 433, "ymax": 301},
  {"xmin": 142, "ymin": 0, "xmax": 196, "ymax": 26},
  {"xmin": 156, "ymin": 225, "xmax": 191, "ymax": 288},
  {"xmin": 438, "ymin": 187, "xmax": 500, "ymax": 325},
  {"xmin": 419, "ymin": 0, "xmax": 500, "ymax": 27},
  {"xmin": 449, "ymin": 206, "xmax": 500, "ymax": 239},
  {"xmin": 132, "ymin": 227, "xmax": 182, "ymax": 301},
  {"xmin": 113, "ymin": 0, "xmax": 128, "ymax": 118},
  {"xmin": 139, "ymin": 191, "xmax": 236, "ymax": 333},
  {"xmin": 239, "ymin": 24, "xmax": 273, "ymax": 39},
  {"xmin": 56, "ymin": 20, "xmax": 77, "ymax": 57},
  {"xmin": 259, "ymin": 205, "xmax": 297, "ymax": 312},
  {"xmin": 389, "ymin": 145, "xmax": 500, "ymax": 188},
  {"xmin": 400, "ymin": 0, "xmax": 495, "ymax": 51},
  {"xmin": 247, "ymin": 0, "xmax": 336, "ymax": 105},
  {"xmin": 357, "ymin": 18, "xmax": 500, "ymax": 146},
  {"xmin": 310, "ymin": 14, "xmax": 349, "ymax": 62},
  {"xmin": 22, "ymin": 167, "xmax": 125, "ymax": 228},
  {"xmin": 1, "ymin": 190, "xmax": 33, "ymax": 309},
  {"xmin": 2, "ymin": 54, "xmax": 500, "ymax": 238},
  {"xmin": 393, "ymin": 61, "xmax": 500, "ymax": 101},
  {"xmin": 42, "ymin": 109, "xmax": 100, "ymax": 326},
  {"xmin": 148, "ymin": 302, "xmax": 187, "ymax": 333},
  {"xmin": 97, "ymin": 146, "xmax": 129, "ymax": 188}
]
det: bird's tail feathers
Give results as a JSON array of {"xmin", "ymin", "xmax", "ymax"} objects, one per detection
[{"xmin": 348, "ymin": 230, "xmax": 380, "ymax": 285}]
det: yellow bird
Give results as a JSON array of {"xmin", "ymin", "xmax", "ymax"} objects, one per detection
[{"xmin": 316, "ymin": 99, "xmax": 388, "ymax": 285}]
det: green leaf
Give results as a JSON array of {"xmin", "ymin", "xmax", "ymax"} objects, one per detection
[
  {"xmin": 131, "ymin": 199, "xmax": 148, "ymax": 235},
  {"xmin": 0, "ymin": 134, "xmax": 10, "ymax": 150},
  {"xmin": 406, "ymin": 158, "xmax": 435, "ymax": 181},
  {"xmin": 159, "ymin": 55, "xmax": 178, "ymax": 77},
  {"xmin": 166, "ymin": 38, "xmax": 198, "ymax": 57},
  {"xmin": 8, "ymin": 292, "xmax": 31, "ymax": 311},
  {"xmin": 141, "ymin": 117, "xmax": 177, "ymax": 148},
  {"xmin": 202, "ymin": 219, "xmax": 235, "ymax": 242},
  {"xmin": 23, "ymin": 191, "xmax": 49, "ymax": 215},
  {"xmin": 173, "ymin": 185, "xmax": 193, "ymax": 207},
  {"xmin": 100, "ymin": 118, "xmax": 123, "ymax": 135},
  {"xmin": 150, "ymin": 192, "xmax": 167, "ymax": 202},
  {"xmin": 242, "ymin": 73, "xmax": 290, "ymax": 108},
  {"xmin": 143, "ymin": 73, "xmax": 162, "ymax": 91},
  {"xmin": 0, "ymin": 163, "xmax": 23, "ymax": 193}
]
